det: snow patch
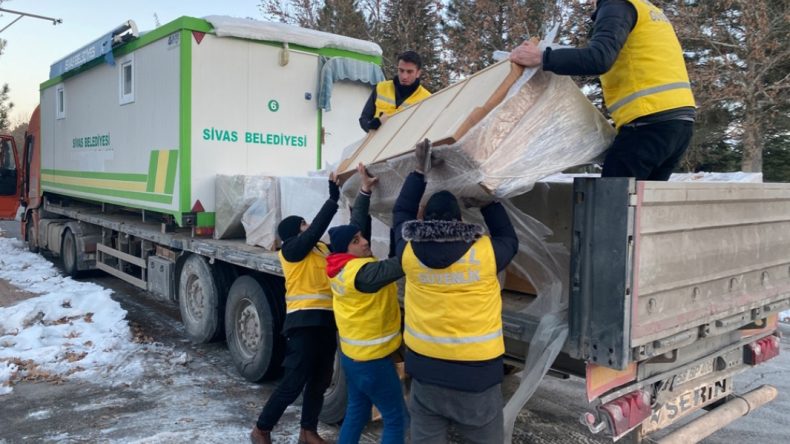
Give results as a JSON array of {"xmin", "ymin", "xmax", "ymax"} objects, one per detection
[
  {"xmin": 0, "ymin": 236, "xmax": 145, "ymax": 394},
  {"xmin": 26, "ymin": 409, "xmax": 52, "ymax": 420}
]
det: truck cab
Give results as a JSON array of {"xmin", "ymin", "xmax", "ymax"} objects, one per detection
[
  {"xmin": 0, "ymin": 106, "xmax": 42, "ymax": 248},
  {"xmin": 0, "ymin": 134, "xmax": 20, "ymax": 220}
]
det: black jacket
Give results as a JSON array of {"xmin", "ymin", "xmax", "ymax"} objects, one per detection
[
  {"xmin": 393, "ymin": 171, "xmax": 519, "ymax": 392},
  {"xmin": 543, "ymin": 0, "xmax": 636, "ymax": 77},
  {"xmin": 281, "ymin": 198, "xmax": 338, "ymax": 334},
  {"xmin": 543, "ymin": 0, "xmax": 694, "ymax": 124},
  {"xmin": 358, "ymin": 77, "xmax": 424, "ymax": 132},
  {"xmin": 350, "ymin": 190, "xmax": 404, "ymax": 293}
]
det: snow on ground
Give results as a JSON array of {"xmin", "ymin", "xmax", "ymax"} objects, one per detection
[{"xmin": 0, "ymin": 230, "xmax": 145, "ymax": 395}]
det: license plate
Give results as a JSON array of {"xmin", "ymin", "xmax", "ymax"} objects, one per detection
[
  {"xmin": 643, "ymin": 377, "xmax": 732, "ymax": 434},
  {"xmin": 673, "ymin": 359, "xmax": 714, "ymax": 386}
]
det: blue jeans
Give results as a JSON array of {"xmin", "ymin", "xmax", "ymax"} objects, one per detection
[{"xmin": 339, "ymin": 352, "xmax": 406, "ymax": 444}]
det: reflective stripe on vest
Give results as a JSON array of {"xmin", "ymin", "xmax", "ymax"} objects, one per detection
[
  {"xmin": 402, "ymin": 236, "xmax": 504, "ymax": 361},
  {"xmin": 330, "ymin": 257, "xmax": 402, "ymax": 361},
  {"xmin": 340, "ymin": 330, "xmax": 400, "ymax": 347},
  {"xmin": 374, "ymin": 80, "xmax": 432, "ymax": 117},
  {"xmin": 600, "ymin": 0, "xmax": 695, "ymax": 128},
  {"xmin": 404, "ymin": 325, "xmax": 503, "ymax": 344},
  {"xmin": 279, "ymin": 243, "xmax": 333, "ymax": 314}
]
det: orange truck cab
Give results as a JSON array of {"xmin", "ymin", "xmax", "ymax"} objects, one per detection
[{"xmin": 0, "ymin": 106, "xmax": 42, "ymax": 246}]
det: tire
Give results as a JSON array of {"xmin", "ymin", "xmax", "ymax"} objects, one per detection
[
  {"xmin": 61, "ymin": 229, "xmax": 79, "ymax": 277},
  {"xmin": 178, "ymin": 254, "xmax": 224, "ymax": 343},
  {"xmin": 319, "ymin": 348, "xmax": 347, "ymax": 424},
  {"xmin": 225, "ymin": 275, "xmax": 285, "ymax": 382},
  {"xmin": 26, "ymin": 217, "xmax": 38, "ymax": 253}
]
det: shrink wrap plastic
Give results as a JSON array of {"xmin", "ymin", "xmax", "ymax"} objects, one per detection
[
  {"xmin": 214, "ymin": 175, "xmax": 277, "ymax": 240},
  {"xmin": 339, "ymin": 67, "xmax": 613, "ymax": 440},
  {"xmin": 279, "ymin": 176, "xmax": 350, "ymax": 245}
]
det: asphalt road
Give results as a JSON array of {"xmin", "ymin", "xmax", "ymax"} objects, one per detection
[{"xmin": 1, "ymin": 220, "xmax": 787, "ymax": 443}]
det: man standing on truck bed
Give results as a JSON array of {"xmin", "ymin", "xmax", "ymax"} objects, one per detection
[
  {"xmin": 510, "ymin": 0, "xmax": 696, "ymax": 180},
  {"xmin": 393, "ymin": 140, "xmax": 519, "ymax": 444},
  {"xmin": 327, "ymin": 163, "xmax": 407, "ymax": 444},
  {"xmin": 251, "ymin": 175, "xmax": 342, "ymax": 444},
  {"xmin": 358, "ymin": 51, "xmax": 432, "ymax": 133}
]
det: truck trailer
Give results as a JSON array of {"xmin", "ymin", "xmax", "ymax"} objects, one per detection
[{"xmin": 1, "ymin": 15, "xmax": 789, "ymax": 443}]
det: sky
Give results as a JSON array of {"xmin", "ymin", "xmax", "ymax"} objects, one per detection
[{"xmin": 0, "ymin": 0, "xmax": 265, "ymax": 125}]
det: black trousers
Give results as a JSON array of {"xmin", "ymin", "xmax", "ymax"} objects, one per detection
[
  {"xmin": 256, "ymin": 326, "xmax": 337, "ymax": 431},
  {"xmin": 601, "ymin": 120, "xmax": 694, "ymax": 181}
]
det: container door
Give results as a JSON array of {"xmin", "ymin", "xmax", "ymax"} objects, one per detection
[{"xmin": 0, "ymin": 135, "xmax": 21, "ymax": 220}]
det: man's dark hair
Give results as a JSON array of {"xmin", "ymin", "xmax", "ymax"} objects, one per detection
[{"xmin": 397, "ymin": 50, "xmax": 422, "ymax": 70}]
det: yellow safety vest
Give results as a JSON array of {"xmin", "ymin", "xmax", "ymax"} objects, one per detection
[
  {"xmin": 374, "ymin": 80, "xmax": 432, "ymax": 117},
  {"xmin": 402, "ymin": 236, "xmax": 504, "ymax": 361},
  {"xmin": 279, "ymin": 242, "xmax": 333, "ymax": 314},
  {"xmin": 330, "ymin": 257, "xmax": 402, "ymax": 361},
  {"xmin": 600, "ymin": 0, "xmax": 696, "ymax": 128}
]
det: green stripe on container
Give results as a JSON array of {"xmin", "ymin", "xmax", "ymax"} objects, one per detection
[
  {"xmin": 179, "ymin": 28, "xmax": 192, "ymax": 214},
  {"xmin": 43, "ymin": 181, "xmax": 173, "ymax": 204},
  {"xmin": 41, "ymin": 169, "xmax": 147, "ymax": 182},
  {"xmin": 316, "ymin": 109, "xmax": 323, "ymax": 170},
  {"xmin": 164, "ymin": 150, "xmax": 179, "ymax": 194},
  {"xmin": 146, "ymin": 151, "xmax": 160, "ymax": 192}
]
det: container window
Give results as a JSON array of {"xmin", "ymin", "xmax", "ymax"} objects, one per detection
[
  {"xmin": 55, "ymin": 84, "xmax": 65, "ymax": 119},
  {"xmin": 119, "ymin": 55, "xmax": 134, "ymax": 105}
]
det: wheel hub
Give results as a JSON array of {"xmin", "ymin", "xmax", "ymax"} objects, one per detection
[
  {"xmin": 237, "ymin": 300, "xmax": 261, "ymax": 356},
  {"xmin": 186, "ymin": 276, "xmax": 205, "ymax": 320}
]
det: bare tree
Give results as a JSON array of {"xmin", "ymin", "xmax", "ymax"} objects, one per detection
[
  {"xmin": 670, "ymin": 0, "xmax": 790, "ymax": 172},
  {"xmin": 259, "ymin": 0, "xmax": 322, "ymax": 27}
]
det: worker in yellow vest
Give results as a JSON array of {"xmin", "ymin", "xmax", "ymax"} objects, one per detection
[
  {"xmin": 510, "ymin": 0, "xmax": 696, "ymax": 180},
  {"xmin": 251, "ymin": 174, "xmax": 342, "ymax": 444},
  {"xmin": 326, "ymin": 163, "xmax": 406, "ymax": 444},
  {"xmin": 392, "ymin": 140, "xmax": 519, "ymax": 444},
  {"xmin": 359, "ymin": 50, "xmax": 432, "ymax": 133}
]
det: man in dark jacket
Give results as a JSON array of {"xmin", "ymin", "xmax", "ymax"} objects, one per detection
[
  {"xmin": 510, "ymin": 0, "xmax": 696, "ymax": 180},
  {"xmin": 359, "ymin": 50, "xmax": 432, "ymax": 133},
  {"xmin": 251, "ymin": 175, "xmax": 341, "ymax": 444},
  {"xmin": 393, "ymin": 140, "xmax": 519, "ymax": 444},
  {"xmin": 326, "ymin": 163, "xmax": 406, "ymax": 444}
]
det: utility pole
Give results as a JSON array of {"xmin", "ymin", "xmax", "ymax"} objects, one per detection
[{"xmin": 0, "ymin": 7, "xmax": 62, "ymax": 34}]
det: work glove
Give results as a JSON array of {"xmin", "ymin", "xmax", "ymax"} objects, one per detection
[
  {"xmin": 368, "ymin": 117, "xmax": 382, "ymax": 130},
  {"xmin": 415, "ymin": 138, "xmax": 432, "ymax": 174},
  {"xmin": 461, "ymin": 196, "xmax": 494, "ymax": 209},
  {"xmin": 328, "ymin": 174, "xmax": 340, "ymax": 202}
]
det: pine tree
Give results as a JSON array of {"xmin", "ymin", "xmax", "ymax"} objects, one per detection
[
  {"xmin": 443, "ymin": 0, "xmax": 552, "ymax": 80},
  {"xmin": 380, "ymin": 0, "xmax": 445, "ymax": 89},
  {"xmin": 0, "ymin": 32, "xmax": 14, "ymax": 133},
  {"xmin": 0, "ymin": 84, "xmax": 13, "ymax": 133},
  {"xmin": 316, "ymin": 0, "xmax": 369, "ymax": 40}
]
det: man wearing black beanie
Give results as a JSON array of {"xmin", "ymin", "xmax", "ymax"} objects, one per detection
[
  {"xmin": 393, "ymin": 139, "xmax": 519, "ymax": 444},
  {"xmin": 251, "ymin": 174, "xmax": 341, "ymax": 444},
  {"xmin": 325, "ymin": 163, "xmax": 406, "ymax": 444}
]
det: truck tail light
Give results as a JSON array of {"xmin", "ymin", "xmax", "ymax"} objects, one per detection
[
  {"xmin": 598, "ymin": 389, "xmax": 651, "ymax": 439},
  {"xmin": 745, "ymin": 335, "xmax": 780, "ymax": 365}
]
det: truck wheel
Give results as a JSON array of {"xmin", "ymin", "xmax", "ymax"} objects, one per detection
[
  {"xmin": 178, "ymin": 255, "xmax": 224, "ymax": 343},
  {"xmin": 225, "ymin": 275, "xmax": 285, "ymax": 382},
  {"xmin": 319, "ymin": 349, "xmax": 347, "ymax": 424},
  {"xmin": 61, "ymin": 229, "xmax": 79, "ymax": 277},
  {"xmin": 26, "ymin": 217, "xmax": 38, "ymax": 253}
]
